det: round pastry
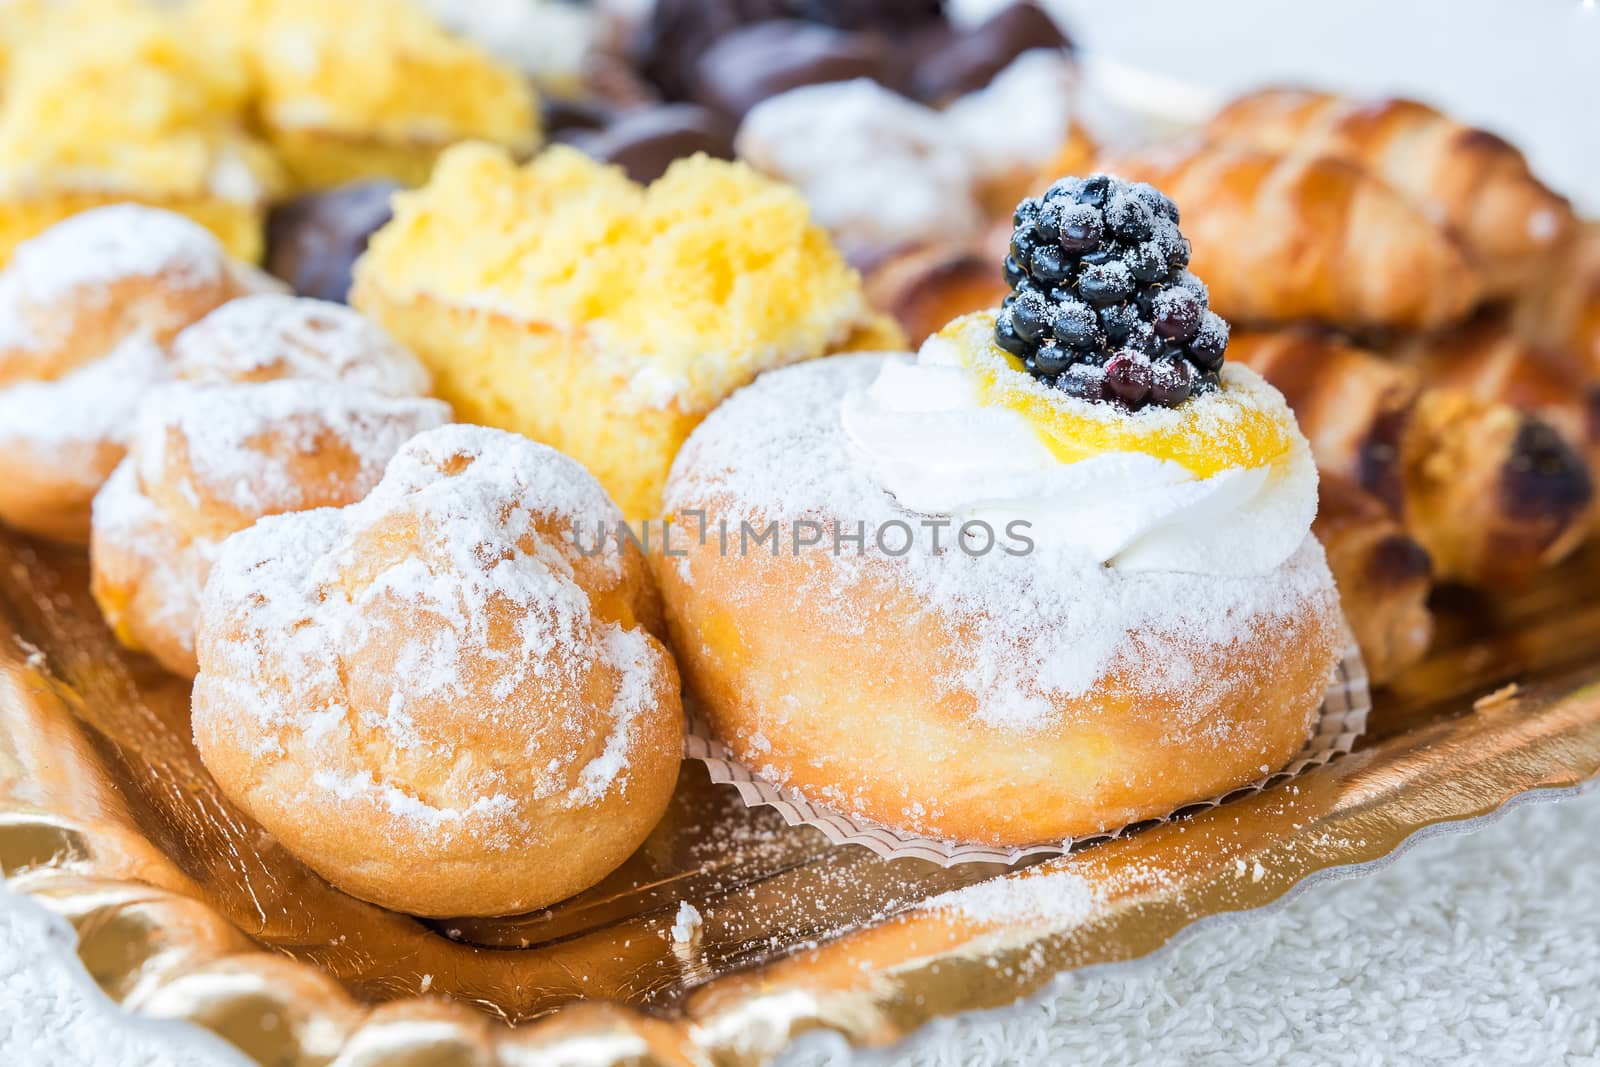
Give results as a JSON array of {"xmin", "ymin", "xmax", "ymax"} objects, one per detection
[
  {"xmin": 659, "ymin": 177, "xmax": 1343, "ymax": 846},
  {"xmin": 169, "ymin": 292, "xmax": 432, "ymax": 395},
  {"xmin": 0, "ymin": 205, "xmax": 242, "ymax": 543},
  {"xmin": 90, "ymin": 294, "xmax": 445, "ymax": 678},
  {"xmin": 192, "ymin": 424, "xmax": 684, "ymax": 917}
]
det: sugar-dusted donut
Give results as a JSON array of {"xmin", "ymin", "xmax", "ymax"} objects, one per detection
[{"xmin": 659, "ymin": 338, "xmax": 1342, "ymax": 846}]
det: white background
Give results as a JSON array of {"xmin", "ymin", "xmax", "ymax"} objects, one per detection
[{"xmin": 998, "ymin": 0, "xmax": 1600, "ymax": 212}]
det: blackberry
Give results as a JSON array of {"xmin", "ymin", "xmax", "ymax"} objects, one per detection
[{"xmin": 994, "ymin": 174, "xmax": 1228, "ymax": 411}]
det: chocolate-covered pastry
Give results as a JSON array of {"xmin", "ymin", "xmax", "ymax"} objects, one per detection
[
  {"xmin": 911, "ymin": 1, "xmax": 1071, "ymax": 103},
  {"xmin": 692, "ymin": 20, "xmax": 900, "ymax": 119},
  {"xmin": 564, "ymin": 104, "xmax": 737, "ymax": 183},
  {"xmin": 264, "ymin": 180, "xmax": 399, "ymax": 304},
  {"xmin": 540, "ymin": 95, "xmax": 619, "ymax": 142},
  {"xmin": 637, "ymin": 0, "xmax": 788, "ymax": 101},
  {"xmin": 785, "ymin": 0, "xmax": 944, "ymax": 31}
]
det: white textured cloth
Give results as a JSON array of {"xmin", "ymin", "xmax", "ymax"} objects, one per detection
[{"xmin": 5, "ymin": 786, "xmax": 1599, "ymax": 1066}]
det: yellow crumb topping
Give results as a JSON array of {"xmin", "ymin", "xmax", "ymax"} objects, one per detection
[
  {"xmin": 938, "ymin": 311, "xmax": 1295, "ymax": 479},
  {"xmin": 0, "ymin": 4, "xmax": 282, "ymax": 202},
  {"xmin": 245, "ymin": 0, "xmax": 537, "ymax": 150},
  {"xmin": 357, "ymin": 143, "xmax": 874, "ymax": 412}
]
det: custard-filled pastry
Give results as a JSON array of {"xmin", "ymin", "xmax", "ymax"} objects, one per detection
[
  {"xmin": 1231, "ymin": 328, "xmax": 1593, "ymax": 587},
  {"xmin": 0, "ymin": 3, "xmax": 283, "ymax": 262},
  {"xmin": 90, "ymin": 295, "xmax": 446, "ymax": 677},
  {"xmin": 231, "ymin": 0, "xmax": 539, "ymax": 188},
  {"xmin": 1207, "ymin": 88, "xmax": 1574, "ymax": 296},
  {"xmin": 1312, "ymin": 476, "xmax": 1433, "ymax": 687},
  {"xmin": 660, "ymin": 178, "xmax": 1343, "ymax": 845},
  {"xmin": 192, "ymin": 425, "xmax": 683, "ymax": 917},
  {"xmin": 0, "ymin": 206, "xmax": 247, "ymax": 543},
  {"xmin": 1105, "ymin": 143, "xmax": 1483, "ymax": 331},
  {"xmin": 354, "ymin": 143, "xmax": 898, "ymax": 519}
]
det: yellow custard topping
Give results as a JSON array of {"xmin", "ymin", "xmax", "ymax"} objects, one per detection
[
  {"xmin": 242, "ymin": 0, "xmax": 537, "ymax": 149},
  {"xmin": 356, "ymin": 143, "xmax": 875, "ymax": 413},
  {"xmin": 937, "ymin": 311, "xmax": 1295, "ymax": 479}
]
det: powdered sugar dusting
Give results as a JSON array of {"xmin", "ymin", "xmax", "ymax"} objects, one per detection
[
  {"xmin": 133, "ymin": 379, "xmax": 450, "ymax": 517},
  {"xmin": 194, "ymin": 425, "xmax": 667, "ymax": 840},
  {"xmin": 737, "ymin": 79, "xmax": 984, "ymax": 256},
  {"xmin": 0, "ymin": 334, "xmax": 167, "ymax": 455},
  {"xmin": 7, "ymin": 205, "xmax": 226, "ymax": 309},
  {"xmin": 172, "ymin": 294, "xmax": 431, "ymax": 396},
  {"xmin": 665, "ymin": 355, "xmax": 1338, "ymax": 733}
]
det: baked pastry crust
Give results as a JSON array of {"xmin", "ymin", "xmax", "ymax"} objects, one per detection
[
  {"xmin": 90, "ymin": 294, "xmax": 445, "ymax": 676},
  {"xmin": 1231, "ymin": 328, "xmax": 1594, "ymax": 587},
  {"xmin": 192, "ymin": 424, "xmax": 684, "ymax": 917},
  {"xmin": 1105, "ymin": 144, "xmax": 1483, "ymax": 331},
  {"xmin": 1206, "ymin": 88, "xmax": 1574, "ymax": 296},
  {"xmin": 658, "ymin": 355, "xmax": 1342, "ymax": 845},
  {"xmin": 0, "ymin": 206, "xmax": 244, "ymax": 542}
]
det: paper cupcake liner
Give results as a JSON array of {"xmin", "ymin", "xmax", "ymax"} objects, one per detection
[{"xmin": 683, "ymin": 628, "xmax": 1371, "ymax": 867}]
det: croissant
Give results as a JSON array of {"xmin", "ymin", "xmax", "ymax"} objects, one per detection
[
  {"xmin": 864, "ymin": 243, "xmax": 1010, "ymax": 347},
  {"xmin": 1231, "ymin": 328, "xmax": 1592, "ymax": 587},
  {"xmin": 1207, "ymin": 89, "xmax": 1574, "ymax": 295},
  {"xmin": 1103, "ymin": 143, "xmax": 1483, "ymax": 331},
  {"xmin": 1515, "ymin": 221, "xmax": 1600, "ymax": 380},
  {"xmin": 1390, "ymin": 312, "xmax": 1600, "ymax": 476},
  {"xmin": 1312, "ymin": 475, "xmax": 1434, "ymax": 686}
]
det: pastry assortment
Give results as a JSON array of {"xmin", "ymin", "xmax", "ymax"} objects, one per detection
[{"xmin": 0, "ymin": 0, "xmax": 1594, "ymax": 920}]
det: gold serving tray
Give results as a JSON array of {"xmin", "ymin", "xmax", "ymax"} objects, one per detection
[{"xmin": 3, "ymin": 526, "xmax": 1600, "ymax": 1067}]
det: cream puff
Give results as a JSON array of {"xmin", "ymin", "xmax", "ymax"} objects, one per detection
[
  {"xmin": 0, "ymin": 205, "xmax": 246, "ymax": 543},
  {"xmin": 192, "ymin": 424, "xmax": 684, "ymax": 917},
  {"xmin": 659, "ymin": 176, "xmax": 1343, "ymax": 846},
  {"xmin": 90, "ymin": 294, "xmax": 446, "ymax": 677}
]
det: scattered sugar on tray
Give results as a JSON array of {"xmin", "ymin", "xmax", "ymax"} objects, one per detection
[
  {"xmin": 670, "ymin": 901, "xmax": 703, "ymax": 944},
  {"xmin": 172, "ymin": 294, "xmax": 431, "ymax": 397},
  {"xmin": 921, "ymin": 869, "xmax": 1101, "ymax": 927}
]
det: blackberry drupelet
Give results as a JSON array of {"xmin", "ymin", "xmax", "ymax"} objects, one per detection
[{"xmin": 995, "ymin": 174, "xmax": 1228, "ymax": 410}]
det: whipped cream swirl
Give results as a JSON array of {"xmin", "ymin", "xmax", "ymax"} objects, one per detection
[{"xmin": 840, "ymin": 334, "xmax": 1319, "ymax": 576}]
